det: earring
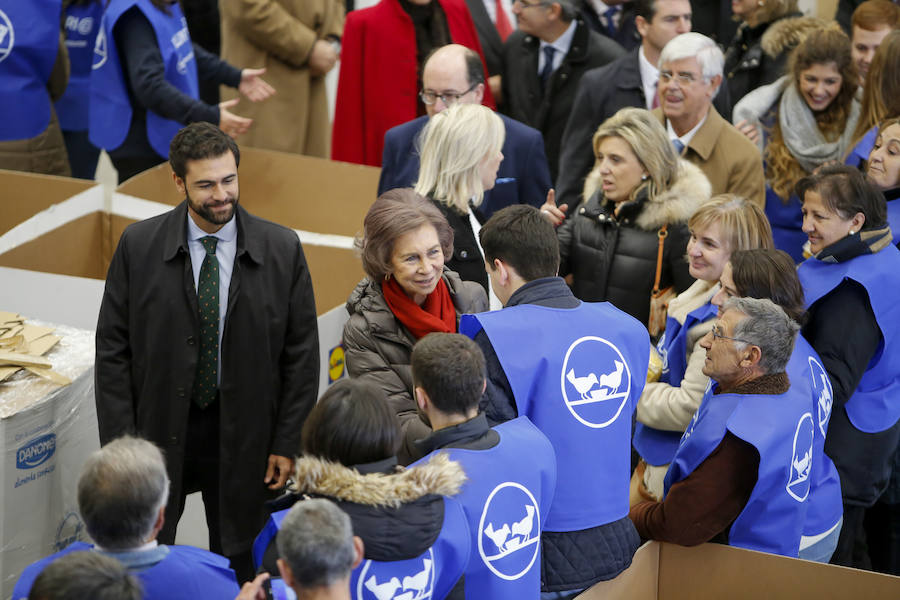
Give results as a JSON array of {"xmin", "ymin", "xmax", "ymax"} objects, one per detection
[
  {"xmin": 849, "ymin": 230, "xmax": 856, "ymax": 235},
  {"xmin": 641, "ymin": 174, "xmax": 649, "ymax": 181},
  {"xmin": 757, "ymin": 0, "xmax": 764, "ymax": 5},
  {"xmin": 384, "ymin": 272, "xmax": 392, "ymax": 281}
]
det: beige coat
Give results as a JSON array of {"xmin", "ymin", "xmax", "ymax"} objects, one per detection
[{"xmin": 220, "ymin": 0, "xmax": 344, "ymax": 157}]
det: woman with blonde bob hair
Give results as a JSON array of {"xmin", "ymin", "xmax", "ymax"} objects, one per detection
[
  {"xmin": 554, "ymin": 107, "xmax": 712, "ymax": 328},
  {"xmin": 632, "ymin": 195, "xmax": 774, "ymax": 500},
  {"xmin": 415, "ymin": 103, "xmax": 505, "ymax": 303}
]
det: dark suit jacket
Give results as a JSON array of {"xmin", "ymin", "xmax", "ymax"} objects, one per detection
[
  {"xmin": 379, "ymin": 113, "xmax": 552, "ymax": 218},
  {"xmin": 555, "ymin": 46, "xmax": 732, "ymax": 211},
  {"xmin": 465, "ymin": 0, "xmax": 503, "ymax": 77},
  {"xmin": 501, "ymin": 20, "xmax": 624, "ymax": 182},
  {"xmin": 95, "ymin": 202, "xmax": 320, "ymax": 555},
  {"xmin": 575, "ymin": 0, "xmax": 640, "ymax": 50}
]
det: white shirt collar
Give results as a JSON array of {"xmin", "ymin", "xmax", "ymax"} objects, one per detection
[
  {"xmin": 187, "ymin": 209, "xmax": 238, "ymax": 243},
  {"xmin": 589, "ymin": 0, "xmax": 611, "ymax": 13},
  {"xmin": 95, "ymin": 540, "xmax": 159, "ymax": 553},
  {"xmin": 638, "ymin": 46, "xmax": 659, "ymax": 110},
  {"xmin": 667, "ymin": 110, "xmax": 709, "ymax": 148}
]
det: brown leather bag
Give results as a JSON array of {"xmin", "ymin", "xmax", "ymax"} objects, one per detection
[{"xmin": 648, "ymin": 224, "xmax": 675, "ymax": 338}]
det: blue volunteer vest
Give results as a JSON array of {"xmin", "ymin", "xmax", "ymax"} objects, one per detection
[
  {"xmin": 664, "ymin": 383, "xmax": 812, "ymax": 557},
  {"xmin": 844, "ymin": 127, "xmax": 877, "ymax": 170},
  {"xmin": 0, "ymin": 1, "xmax": 62, "ymax": 141},
  {"xmin": 13, "ymin": 542, "xmax": 239, "ymax": 600},
  {"xmin": 789, "ymin": 335, "xmax": 843, "ymax": 537},
  {"xmin": 413, "ymin": 417, "xmax": 556, "ymax": 599},
  {"xmin": 460, "ymin": 302, "xmax": 650, "ymax": 532},
  {"xmin": 55, "ymin": 1, "xmax": 103, "ymax": 131},
  {"xmin": 89, "ymin": 0, "xmax": 199, "ymax": 157},
  {"xmin": 254, "ymin": 497, "xmax": 471, "ymax": 600},
  {"xmin": 765, "ymin": 188, "xmax": 807, "ymax": 263},
  {"xmin": 798, "ymin": 244, "xmax": 900, "ymax": 433},
  {"xmin": 633, "ymin": 302, "xmax": 718, "ymax": 466},
  {"xmin": 888, "ymin": 201, "xmax": 900, "ymax": 239}
]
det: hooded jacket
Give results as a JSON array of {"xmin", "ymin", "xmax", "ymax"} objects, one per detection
[{"xmin": 558, "ymin": 160, "xmax": 711, "ymax": 327}]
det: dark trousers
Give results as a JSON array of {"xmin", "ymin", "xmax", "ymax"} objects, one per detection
[
  {"xmin": 157, "ymin": 402, "xmax": 255, "ymax": 584},
  {"xmin": 110, "ymin": 154, "xmax": 165, "ymax": 183},
  {"xmin": 865, "ymin": 500, "xmax": 900, "ymax": 575},
  {"xmin": 61, "ymin": 129, "xmax": 101, "ymax": 180}
]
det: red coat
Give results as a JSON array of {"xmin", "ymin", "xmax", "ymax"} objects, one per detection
[{"xmin": 331, "ymin": 0, "xmax": 494, "ymax": 167}]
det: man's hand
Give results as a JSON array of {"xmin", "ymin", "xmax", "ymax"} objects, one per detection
[
  {"xmin": 235, "ymin": 572, "xmax": 269, "ymax": 600},
  {"xmin": 265, "ymin": 454, "xmax": 294, "ymax": 490},
  {"xmin": 309, "ymin": 40, "xmax": 338, "ymax": 77},
  {"xmin": 539, "ymin": 189, "xmax": 568, "ymax": 227},
  {"xmin": 239, "ymin": 68, "xmax": 276, "ymax": 102},
  {"xmin": 219, "ymin": 98, "xmax": 252, "ymax": 138},
  {"xmin": 488, "ymin": 74, "xmax": 502, "ymax": 104},
  {"xmin": 734, "ymin": 119, "xmax": 761, "ymax": 146}
]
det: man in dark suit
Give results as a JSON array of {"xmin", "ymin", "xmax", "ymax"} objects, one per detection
[
  {"xmin": 502, "ymin": 0, "xmax": 624, "ymax": 181},
  {"xmin": 379, "ymin": 44, "xmax": 552, "ymax": 218},
  {"xmin": 464, "ymin": 0, "xmax": 513, "ymax": 99},
  {"xmin": 576, "ymin": 0, "xmax": 640, "ymax": 49},
  {"xmin": 553, "ymin": 0, "xmax": 731, "ymax": 214},
  {"xmin": 95, "ymin": 122, "xmax": 320, "ymax": 584}
]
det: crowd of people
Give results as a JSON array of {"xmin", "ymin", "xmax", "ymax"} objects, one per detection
[{"xmin": 5, "ymin": 0, "xmax": 900, "ymax": 598}]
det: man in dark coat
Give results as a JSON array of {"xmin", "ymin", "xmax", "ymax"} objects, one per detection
[
  {"xmin": 576, "ymin": 0, "xmax": 640, "ymax": 49},
  {"xmin": 553, "ymin": 0, "xmax": 731, "ymax": 214},
  {"xmin": 502, "ymin": 1, "xmax": 624, "ymax": 181},
  {"xmin": 95, "ymin": 122, "xmax": 320, "ymax": 584},
  {"xmin": 379, "ymin": 44, "xmax": 551, "ymax": 218}
]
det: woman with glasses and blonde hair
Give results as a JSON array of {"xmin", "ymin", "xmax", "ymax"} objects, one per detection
[
  {"xmin": 415, "ymin": 103, "xmax": 506, "ymax": 308},
  {"xmin": 551, "ymin": 107, "xmax": 712, "ymax": 329},
  {"xmin": 632, "ymin": 195, "xmax": 773, "ymax": 500}
]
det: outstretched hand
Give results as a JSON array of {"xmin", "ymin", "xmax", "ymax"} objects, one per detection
[
  {"xmin": 539, "ymin": 189, "xmax": 568, "ymax": 227},
  {"xmin": 235, "ymin": 572, "xmax": 270, "ymax": 600},
  {"xmin": 239, "ymin": 68, "xmax": 276, "ymax": 102},
  {"xmin": 219, "ymin": 98, "xmax": 252, "ymax": 138}
]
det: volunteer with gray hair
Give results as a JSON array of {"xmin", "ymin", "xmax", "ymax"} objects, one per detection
[
  {"xmin": 14, "ymin": 436, "xmax": 241, "ymax": 599},
  {"xmin": 630, "ymin": 297, "xmax": 815, "ymax": 558}
]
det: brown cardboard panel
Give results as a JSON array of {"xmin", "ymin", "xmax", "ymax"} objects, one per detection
[
  {"xmin": 114, "ymin": 148, "xmax": 380, "ymax": 237},
  {"xmin": 656, "ymin": 543, "xmax": 900, "ymax": 599},
  {"xmin": 578, "ymin": 542, "xmax": 658, "ymax": 599},
  {"xmin": 303, "ymin": 244, "xmax": 365, "ymax": 314},
  {"xmin": 0, "ymin": 212, "xmax": 106, "ymax": 279},
  {"xmin": 0, "ymin": 169, "xmax": 96, "ymax": 236}
]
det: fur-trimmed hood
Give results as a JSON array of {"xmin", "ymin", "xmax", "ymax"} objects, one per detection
[
  {"xmin": 760, "ymin": 15, "xmax": 825, "ymax": 58},
  {"xmin": 582, "ymin": 158, "xmax": 711, "ymax": 231},
  {"xmin": 291, "ymin": 453, "xmax": 466, "ymax": 508}
]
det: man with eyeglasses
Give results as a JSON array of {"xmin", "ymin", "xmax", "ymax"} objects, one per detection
[
  {"xmin": 653, "ymin": 32, "xmax": 764, "ymax": 207},
  {"xmin": 501, "ymin": 0, "xmax": 624, "ymax": 182},
  {"xmin": 379, "ymin": 44, "xmax": 552, "ymax": 218},
  {"xmin": 551, "ymin": 0, "xmax": 731, "ymax": 218},
  {"xmin": 629, "ymin": 297, "xmax": 813, "ymax": 558}
]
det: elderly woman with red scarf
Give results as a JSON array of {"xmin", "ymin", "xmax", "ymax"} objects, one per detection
[{"xmin": 343, "ymin": 189, "xmax": 488, "ymax": 464}]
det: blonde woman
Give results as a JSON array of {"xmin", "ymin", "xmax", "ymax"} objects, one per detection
[
  {"xmin": 632, "ymin": 195, "xmax": 774, "ymax": 500},
  {"xmin": 554, "ymin": 107, "xmax": 712, "ymax": 327},
  {"xmin": 415, "ymin": 103, "xmax": 505, "ymax": 308}
]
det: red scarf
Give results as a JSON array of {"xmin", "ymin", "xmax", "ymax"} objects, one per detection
[{"xmin": 382, "ymin": 276, "xmax": 457, "ymax": 339}]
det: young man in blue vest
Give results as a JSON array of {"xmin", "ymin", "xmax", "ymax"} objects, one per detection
[
  {"xmin": 411, "ymin": 332, "xmax": 557, "ymax": 599},
  {"xmin": 13, "ymin": 436, "xmax": 241, "ymax": 600},
  {"xmin": 629, "ymin": 297, "xmax": 810, "ymax": 557},
  {"xmin": 459, "ymin": 205, "xmax": 650, "ymax": 599}
]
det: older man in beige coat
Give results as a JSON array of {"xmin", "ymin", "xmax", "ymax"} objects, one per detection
[{"xmin": 220, "ymin": 0, "xmax": 343, "ymax": 157}]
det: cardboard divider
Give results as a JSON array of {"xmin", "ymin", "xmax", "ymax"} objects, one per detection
[{"xmin": 0, "ymin": 170, "xmax": 97, "ymax": 238}]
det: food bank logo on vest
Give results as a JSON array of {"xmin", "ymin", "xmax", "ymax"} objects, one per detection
[
  {"xmin": 786, "ymin": 413, "xmax": 814, "ymax": 502},
  {"xmin": 171, "ymin": 18, "xmax": 194, "ymax": 75},
  {"xmin": 357, "ymin": 550, "xmax": 434, "ymax": 600},
  {"xmin": 656, "ymin": 332, "xmax": 669, "ymax": 376},
  {"xmin": 65, "ymin": 15, "xmax": 95, "ymax": 38},
  {"xmin": 0, "ymin": 10, "xmax": 14, "ymax": 64},
  {"xmin": 560, "ymin": 336, "xmax": 631, "ymax": 428},
  {"xmin": 478, "ymin": 482, "xmax": 540, "ymax": 581},
  {"xmin": 92, "ymin": 24, "xmax": 107, "ymax": 69},
  {"xmin": 808, "ymin": 356, "xmax": 833, "ymax": 437}
]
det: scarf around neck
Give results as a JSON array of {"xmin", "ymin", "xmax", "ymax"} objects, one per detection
[
  {"xmin": 813, "ymin": 225, "xmax": 893, "ymax": 263},
  {"xmin": 382, "ymin": 275, "xmax": 457, "ymax": 339},
  {"xmin": 779, "ymin": 81, "xmax": 860, "ymax": 173}
]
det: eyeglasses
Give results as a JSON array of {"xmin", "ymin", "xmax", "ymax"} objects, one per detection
[
  {"xmin": 420, "ymin": 83, "xmax": 478, "ymax": 106},
  {"xmin": 659, "ymin": 70, "xmax": 702, "ymax": 86},
  {"xmin": 514, "ymin": 0, "xmax": 550, "ymax": 7},
  {"xmin": 710, "ymin": 324, "xmax": 752, "ymax": 345}
]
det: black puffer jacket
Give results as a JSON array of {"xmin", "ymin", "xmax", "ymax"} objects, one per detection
[
  {"xmin": 723, "ymin": 14, "xmax": 822, "ymax": 114},
  {"xmin": 557, "ymin": 159, "xmax": 710, "ymax": 328}
]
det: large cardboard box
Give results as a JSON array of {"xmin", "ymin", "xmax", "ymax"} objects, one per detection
[{"xmin": 579, "ymin": 541, "xmax": 900, "ymax": 599}]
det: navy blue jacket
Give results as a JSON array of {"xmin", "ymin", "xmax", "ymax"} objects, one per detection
[{"xmin": 379, "ymin": 113, "xmax": 552, "ymax": 218}]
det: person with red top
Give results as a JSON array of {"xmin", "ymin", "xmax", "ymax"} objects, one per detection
[
  {"xmin": 342, "ymin": 189, "xmax": 489, "ymax": 464},
  {"xmin": 331, "ymin": 0, "xmax": 494, "ymax": 167}
]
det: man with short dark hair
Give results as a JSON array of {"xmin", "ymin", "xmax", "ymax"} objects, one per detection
[
  {"xmin": 379, "ymin": 44, "xmax": 551, "ymax": 218},
  {"xmin": 850, "ymin": 0, "xmax": 900, "ymax": 86},
  {"xmin": 95, "ymin": 122, "xmax": 320, "ymax": 582},
  {"xmin": 575, "ymin": 0, "xmax": 640, "ymax": 49},
  {"xmin": 14, "ymin": 436, "xmax": 241, "ymax": 599},
  {"xmin": 553, "ymin": 0, "xmax": 731, "ymax": 214},
  {"xmin": 460, "ymin": 205, "xmax": 649, "ymax": 597},
  {"xmin": 411, "ymin": 332, "xmax": 557, "ymax": 598},
  {"xmin": 502, "ymin": 0, "xmax": 624, "ymax": 181}
]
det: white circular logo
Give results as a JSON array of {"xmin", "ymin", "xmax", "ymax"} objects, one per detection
[
  {"xmin": 807, "ymin": 356, "xmax": 832, "ymax": 437},
  {"xmin": 560, "ymin": 336, "xmax": 632, "ymax": 428},
  {"xmin": 786, "ymin": 412, "xmax": 814, "ymax": 503},
  {"xmin": 356, "ymin": 548, "xmax": 434, "ymax": 600},
  {"xmin": 92, "ymin": 26, "xmax": 107, "ymax": 70},
  {"xmin": 77, "ymin": 16, "xmax": 94, "ymax": 36},
  {"xmin": 0, "ymin": 10, "xmax": 14, "ymax": 64},
  {"xmin": 477, "ymin": 482, "xmax": 541, "ymax": 581}
]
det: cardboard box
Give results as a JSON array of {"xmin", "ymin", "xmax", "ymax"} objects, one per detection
[{"xmin": 579, "ymin": 541, "xmax": 900, "ymax": 599}]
